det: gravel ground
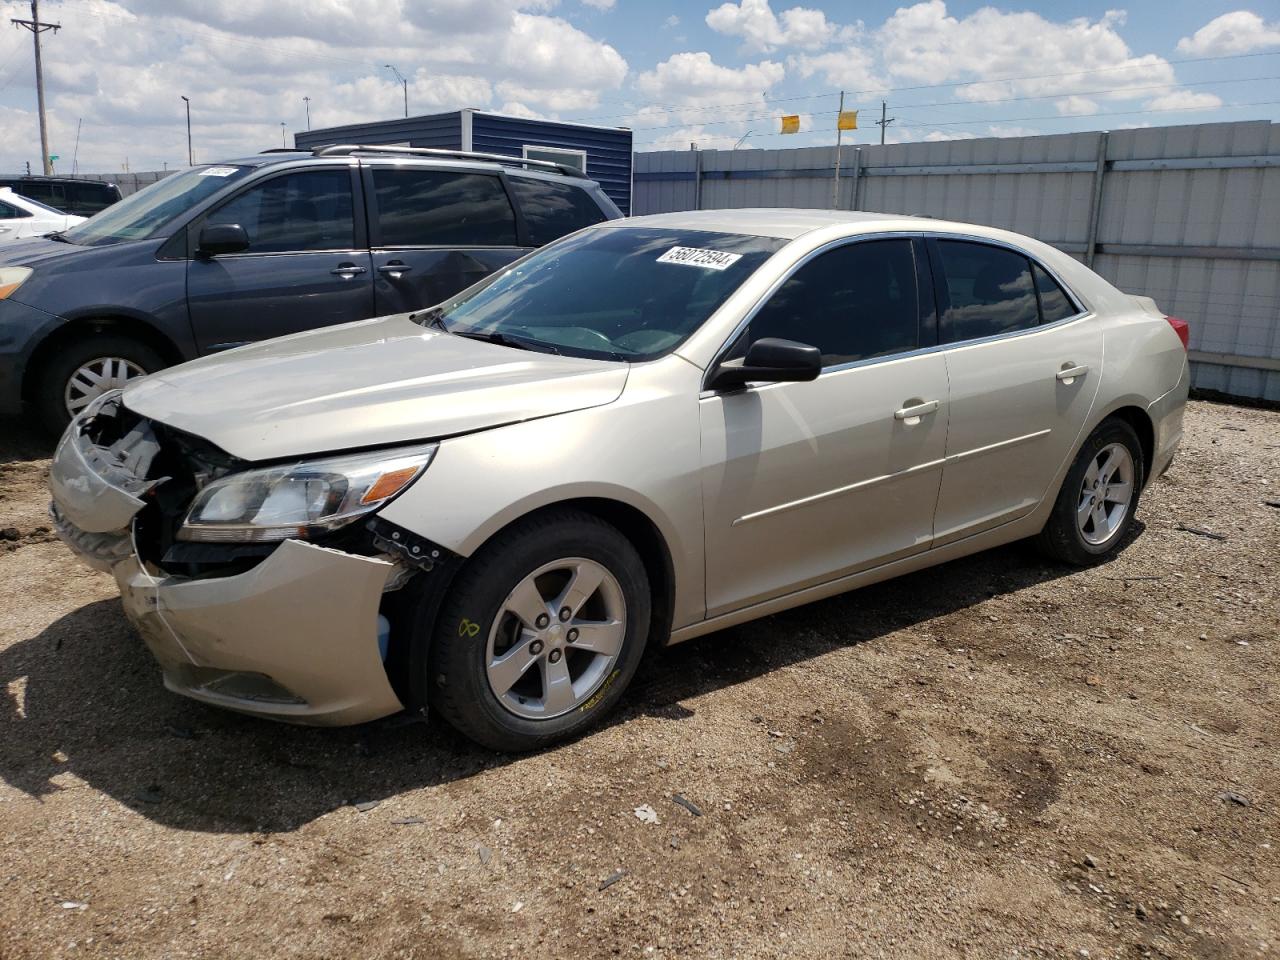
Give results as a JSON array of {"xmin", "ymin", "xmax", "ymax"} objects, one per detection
[{"xmin": 0, "ymin": 399, "xmax": 1277, "ymax": 960}]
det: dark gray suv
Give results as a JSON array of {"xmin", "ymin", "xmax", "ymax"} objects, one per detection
[{"xmin": 0, "ymin": 145, "xmax": 620, "ymax": 431}]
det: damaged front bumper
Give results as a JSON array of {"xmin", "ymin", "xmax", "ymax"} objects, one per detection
[{"xmin": 47, "ymin": 403, "xmax": 408, "ymax": 726}]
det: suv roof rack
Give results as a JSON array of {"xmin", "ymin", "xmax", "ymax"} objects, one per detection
[{"xmin": 276, "ymin": 143, "xmax": 581, "ymax": 176}]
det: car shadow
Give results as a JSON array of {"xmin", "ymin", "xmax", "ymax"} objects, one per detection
[
  {"xmin": 0, "ymin": 531, "xmax": 1134, "ymax": 834},
  {"xmin": 0, "ymin": 416, "xmax": 54, "ymax": 464}
]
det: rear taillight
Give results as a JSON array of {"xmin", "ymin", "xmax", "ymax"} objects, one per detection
[{"xmin": 1165, "ymin": 316, "xmax": 1190, "ymax": 351}]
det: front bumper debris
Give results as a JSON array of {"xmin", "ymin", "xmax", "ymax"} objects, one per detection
[{"xmin": 47, "ymin": 401, "xmax": 407, "ymax": 726}]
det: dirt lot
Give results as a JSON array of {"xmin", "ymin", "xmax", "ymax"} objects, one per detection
[{"xmin": 0, "ymin": 400, "xmax": 1277, "ymax": 960}]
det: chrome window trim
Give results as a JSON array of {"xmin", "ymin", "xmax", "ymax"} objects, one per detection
[{"xmin": 701, "ymin": 229, "xmax": 1090, "ymax": 392}]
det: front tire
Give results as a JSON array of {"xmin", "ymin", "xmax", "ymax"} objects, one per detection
[
  {"xmin": 426, "ymin": 509, "xmax": 651, "ymax": 751},
  {"xmin": 35, "ymin": 334, "xmax": 162, "ymax": 435},
  {"xmin": 1035, "ymin": 418, "xmax": 1144, "ymax": 566}
]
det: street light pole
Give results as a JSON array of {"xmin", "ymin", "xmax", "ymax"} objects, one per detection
[
  {"xmin": 385, "ymin": 64, "xmax": 408, "ymax": 118},
  {"xmin": 303, "ymin": 96, "xmax": 311, "ymax": 131},
  {"xmin": 280, "ymin": 122, "xmax": 287, "ymax": 147},
  {"xmin": 180, "ymin": 95, "xmax": 192, "ymax": 165}
]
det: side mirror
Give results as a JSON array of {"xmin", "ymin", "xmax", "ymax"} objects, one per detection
[
  {"xmin": 197, "ymin": 222, "xmax": 250, "ymax": 257},
  {"xmin": 708, "ymin": 337, "xmax": 822, "ymax": 391}
]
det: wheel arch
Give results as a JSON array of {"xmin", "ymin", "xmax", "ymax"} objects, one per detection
[
  {"xmin": 1091, "ymin": 401, "xmax": 1155, "ymax": 487},
  {"xmin": 21, "ymin": 313, "xmax": 184, "ymax": 402}
]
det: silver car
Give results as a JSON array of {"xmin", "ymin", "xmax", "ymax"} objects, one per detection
[{"xmin": 47, "ymin": 210, "xmax": 1190, "ymax": 750}]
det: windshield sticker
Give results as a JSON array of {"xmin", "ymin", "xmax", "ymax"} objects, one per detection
[
  {"xmin": 199, "ymin": 166, "xmax": 239, "ymax": 177},
  {"xmin": 656, "ymin": 246, "xmax": 743, "ymax": 271}
]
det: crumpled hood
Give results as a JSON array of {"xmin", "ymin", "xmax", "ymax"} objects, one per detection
[{"xmin": 122, "ymin": 314, "xmax": 629, "ymax": 461}]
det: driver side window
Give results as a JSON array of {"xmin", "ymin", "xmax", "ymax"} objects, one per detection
[
  {"xmin": 205, "ymin": 169, "xmax": 355, "ymax": 254},
  {"xmin": 731, "ymin": 239, "xmax": 920, "ymax": 367}
]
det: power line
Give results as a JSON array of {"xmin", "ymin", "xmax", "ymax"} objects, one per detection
[
  {"xmin": 673, "ymin": 98, "xmax": 1280, "ymax": 145},
  {"xmin": 627, "ymin": 76, "xmax": 1280, "ymax": 136},
  {"xmin": 892, "ymin": 98, "xmax": 1280, "ymax": 128},
  {"xmin": 569, "ymin": 50, "xmax": 1280, "ymax": 126}
]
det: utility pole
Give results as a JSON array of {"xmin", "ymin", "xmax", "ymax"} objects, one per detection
[
  {"xmin": 280, "ymin": 122, "xmax": 287, "ymax": 147},
  {"xmin": 385, "ymin": 64, "xmax": 408, "ymax": 117},
  {"xmin": 832, "ymin": 90, "xmax": 845, "ymax": 207},
  {"xmin": 303, "ymin": 96, "xmax": 311, "ymax": 131},
  {"xmin": 875, "ymin": 100, "xmax": 895, "ymax": 146},
  {"xmin": 180, "ymin": 95, "xmax": 192, "ymax": 165},
  {"xmin": 11, "ymin": 0, "xmax": 60, "ymax": 176}
]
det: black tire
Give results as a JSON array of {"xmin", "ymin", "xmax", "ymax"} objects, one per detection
[
  {"xmin": 34, "ymin": 334, "xmax": 164, "ymax": 435},
  {"xmin": 426, "ymin": 509, "xmax": 651, "ymax": 752},
  {"xmin": 1035, "ymin": 417, "xmax": 1145, "ymax": 566}
]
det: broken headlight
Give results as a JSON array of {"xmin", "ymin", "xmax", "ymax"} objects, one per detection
[{"xmin": 177, "ymin": 444, "xmax": 436, "ymax": 543}]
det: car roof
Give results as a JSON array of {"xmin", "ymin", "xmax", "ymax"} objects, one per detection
[
  {"xmin": 0, "ymin": 175, "xmax": 116, "ymax": 187},
  {"xmin": 615, "ymin": 207, "xmax": 1070, "ymax": 248},
  {"xmin": 220, "ymin": 150, "xmax": 596, "ymax": 185}
]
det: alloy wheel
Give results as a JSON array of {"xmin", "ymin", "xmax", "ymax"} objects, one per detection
[
  {"xmin": 485, "ymin": 557, "xmax": 627, "ymax": 720},
  {"xmin": 64, "ymin": 356, "xmax": 147, "ymax": 415},
  {"xmin": 1077, "ymin": 442, "xmax": 1135, "ymax": 546}
]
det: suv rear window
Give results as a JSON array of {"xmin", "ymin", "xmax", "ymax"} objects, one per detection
[
  {"xmin": 507, "ymin": 177, "xmax": 608, "ymax": 246},
  {"xmin": 372, "ymin": 169, "xmax": 517, "ymax": 247}
]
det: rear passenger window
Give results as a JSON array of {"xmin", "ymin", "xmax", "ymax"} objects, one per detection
[
  {"xmin": 372, "ymin": 169, "xmax": 516, "ymax": 246},
  {"xmin": 0, "ymin": 199, "xmax": 29, "ymax": 218},
  {"xmin": 737, "ymin": 239, "xmax": 919, "ymax": 367},
  {"xmin": 207, "ymin": 169, "xmax": 355, "ymax": 253},
  {"xmin": 507, "ymin": 177, "xmax": 608, "ymax": 246},
  {"xmin": 1033, "ymin": 262, "xmax": 1077, "ymax": 323},
  {"xmin": 935, "ymin": 240, "xmax": 1038, "ymax": 343}
]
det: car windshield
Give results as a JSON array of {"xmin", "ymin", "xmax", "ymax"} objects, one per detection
[
  {"xmin": 426, "ymin": 227, "xmax": 786, "ymax": 361},
  {"xmin": 59, "ymin": 165, "xmax": 252, "ymax": 246}
]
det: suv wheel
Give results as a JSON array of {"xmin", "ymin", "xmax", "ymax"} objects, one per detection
[
  {"xmin": 36, "ymin": 334, "xmax": 162, "ymax": 434},
  {"xmin": 1035, "ymin": 418, "xmax": 1145, "ymax": 566},
  {"xmin": 426, "ymin": 509, "xmax": 651, "ymax": 751}
]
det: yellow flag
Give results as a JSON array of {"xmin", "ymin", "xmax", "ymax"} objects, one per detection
[
  {"xmin": 780, "ymin": 115, "xmax": 800, "ymax": 134},
  {"xmin": 838, "ymin": 110, "xmax": 858, "ymax": 131}
]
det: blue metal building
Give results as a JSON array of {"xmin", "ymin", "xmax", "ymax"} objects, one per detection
[{"xmin": 294, "ymin": 109, "xmax": 634, "ymax": 214}]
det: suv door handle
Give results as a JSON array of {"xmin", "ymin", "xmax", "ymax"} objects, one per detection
[
  {"xmin": 1056, "ymin": 363, "xmax": 1089, "ymax": 383},
  {"xmin": 377, "ymin": 260, "xmax": 411, "ymax": 277},
  {"xmin": 330, "ymin": 262, "xmax": 368, "ymax": 278},
  {"xmin": 893, "ymin": 399, "xmax": 940, "ymax": 423}
]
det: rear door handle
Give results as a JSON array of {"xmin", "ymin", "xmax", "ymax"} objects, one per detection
[
  {"xmin": 330, "ymin": 263, "xmax": 368, "ymax": 278},
  {"xmin": 377, "ymin": 260, "xmax": 412, "ymax": 277},
  {"xmin": 893, "ymin": 399, "xmax": 940, "ymax": 423},
  {"xmin": 1056, "ymin": 363, "xmax": 1089, "ymax": 383}
]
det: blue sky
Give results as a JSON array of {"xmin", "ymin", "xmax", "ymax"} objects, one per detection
[{"xmin": 0, "ymin": 0, "xmax": 1277, "ymax": 171}]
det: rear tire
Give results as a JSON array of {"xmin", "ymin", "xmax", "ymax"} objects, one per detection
[
  {"xmin": 35, "ymin": 334, "xmax": 162, "ymax": 435},
  {"xmin": 1035, "ymin": 418, "xmax": 1145, "ymax": 566},
  {"xmin": 426, "ymin": 509, "xmax": 651, "ymax": 752}
]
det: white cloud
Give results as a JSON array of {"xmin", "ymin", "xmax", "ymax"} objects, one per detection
[
  {"xmin": 664, "ymin": 15, "xmax": 680, "ymax": 28},
  {"xmin": 0, "ymin": 0, "xmax": 626, "ymax": 171},
  {"xmin": 877, "ymin": 2, "xmax": 1174, "ymax": 102},
  {"xmin": 580, "ymin": 0, "xmax": 615, "ymax": 9},
  {"xmin": 1144, "ymin": 90, "xmax": 1224, "ymax": 111},
  {"xmin": 635, "ymin": 51, "xmax": 785, "ymax": 110},
  {"xmin": 790, "ymin": 44, "xmax": 879, "ymax": 92},
  {"xmin": 1176, "ymin": 10, "xmax": 1280, "ymax": 56},
  {"xmin": 1055, "ymin": 95, "xmax": 1099, "ymax": 116},
  {"xmin": 705, "ymin": 0, "xmax": 852, "ymax": 53}
]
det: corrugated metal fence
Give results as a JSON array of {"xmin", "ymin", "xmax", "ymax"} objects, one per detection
[{"xmin": 635, "ymin": 120, "xmax": 1280, "ymax": 401}]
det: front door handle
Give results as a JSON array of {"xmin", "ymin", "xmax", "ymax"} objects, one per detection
[
  {"xmin": 330, "ymin": 262, "xmax": 368, "ymax": 279},
  {"xmin": 1056, "ymin": 363, "xmax": 1089, "ymax": 383},
  {"xmin": 377, "ymin": 260, "xmax": 412, "ymax": 277},
  {"xmin": 893, "ymin": 399, "xmax": 940, "ymax": 424}
]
